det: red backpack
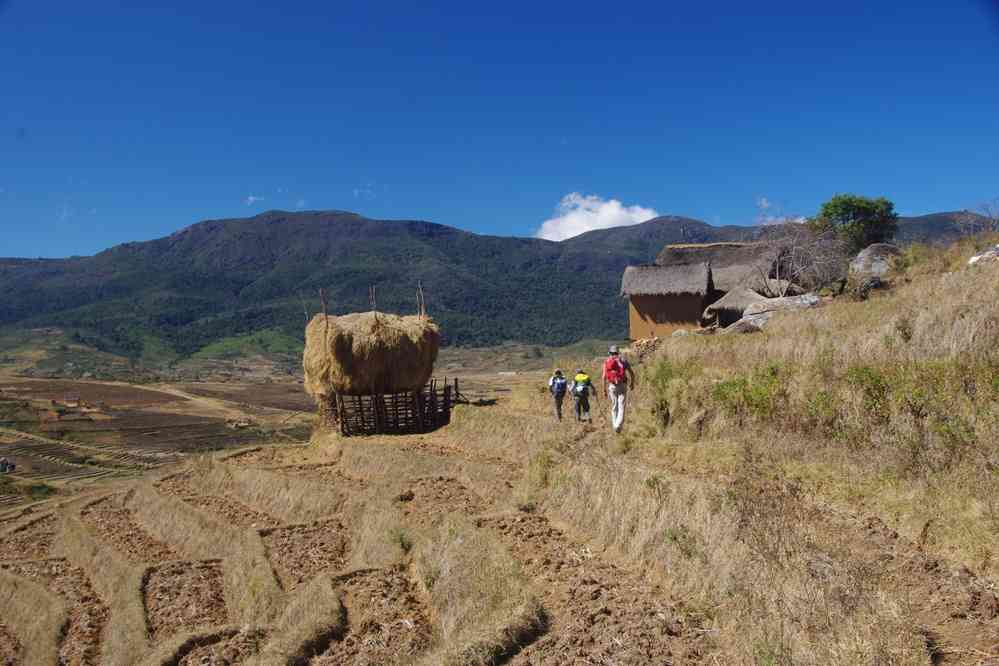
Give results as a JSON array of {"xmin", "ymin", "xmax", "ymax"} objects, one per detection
[{"xmin": 604, "ymin": 356, "xmax": 626, "ymax": 385}]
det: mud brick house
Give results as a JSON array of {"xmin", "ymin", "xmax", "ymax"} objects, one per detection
[
  {"xmin": 620, "ymin": 262, "xmax": 714, "ymax": 339},
  {"xmin": 621, "ymin": 242, "xmax": 779, "ymax": 339}
]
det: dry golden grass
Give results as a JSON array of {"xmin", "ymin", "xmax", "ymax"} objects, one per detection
[
  {"xmin": 303, "ymin": 311, "xmax": 440, "ymax": 396},
  {"xmin": 181, "ymin": 457, "xmax": 344, "ymax": 523},
  {"xmin": 414, "ymin": 517, "xmax": 544, "ymax": 666},
  {"xmin": 247, "ymin": 573, "xmax": 346, "ymax": 665},
  {"xmin": 128, "ymin": 483, "xmax": 285, "ymax": 626},
  {"xmin": 53, "ymin": 500, "xmax": 150, "ymax": 666},
  {"xmin": 0, "ymin": 568, "xmax": 66, "ymax": 664}
]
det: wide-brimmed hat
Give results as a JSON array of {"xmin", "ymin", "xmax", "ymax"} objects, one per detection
[{"xmin": 608, "ymin": 345, "xmax": 619, "ymax": 355}]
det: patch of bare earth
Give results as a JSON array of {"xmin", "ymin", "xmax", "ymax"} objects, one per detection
[
  {"xmin": 311, "ymin": 568, "xmax": 433, "ymax": 665},
  {"xmin": 0, "ymin": 514, "xmax": 56, "ymax": 560},
  {"xmin": 0, "ymin": 559, "xmax": 109, "ymax": 665},
  {"xmin": 396, "ymin": 476, "xmax": 487, "ymax": 527},
  {"xmin": 143, "ymin": 560, "xmax": 227, "ymax": 641},
  {"xmin": 260, "ymin": 519, "xmax": 350, "ymax": 591},
  {"xmin": 0, "ymin": 622, "xmax": 21, "ymax": 665},
  {"xmin": 154, "ymin": 473, "xmax": 280, "ymax": 529},
  {"xmin": 176, "ymin": 629, "xmax": 269, "ymax": 665},
  {"xmin": 80, "ymin": 498, "xmax": 179, "ymax": 563},
  {"xmin": 478, "ymin": 514, "xmax": 696, "ymax": 665}
]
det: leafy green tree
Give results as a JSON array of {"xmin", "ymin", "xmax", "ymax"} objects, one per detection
[{"xmin": 811, "ymin": 194, "xmax": 898, "ymax": 253}]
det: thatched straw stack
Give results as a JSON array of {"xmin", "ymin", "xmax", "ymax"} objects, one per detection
[{"xmin": 303, "ymin": 312, "xmax": 440, "ymax": 397}]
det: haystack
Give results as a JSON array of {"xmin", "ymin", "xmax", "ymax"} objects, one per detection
[{"xmin": 303, "ymin": 312, "xmax": 440, "ymax": 397}]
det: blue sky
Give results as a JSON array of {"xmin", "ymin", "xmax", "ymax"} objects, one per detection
[{"xmin": 2, "ymin": 1, "xmax": 998, "ymax": 256}]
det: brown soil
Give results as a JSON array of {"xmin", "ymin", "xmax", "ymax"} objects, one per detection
[
  {"xmin": 0, "ymin": 379, "xmax": 182, "ymax": 407},
  {"xmin": 0, "ymin": 514, "xmax": 56, "ymax": 560},
  {"xmin": 264, "ymin": 463, "xmax": 370, "ymax": 492},
  {"xmin": 176, "ymin": 629, "xmax": 269, "ymax": 665},
  {"xmin": 144, "ymin": 560, "xmax": 227, "ymax": 641},
  {"xmin": 260, "ymin": 519, "xmax": 350, "ymax": 591},
  {"xmin": 80, "ymin": 498, "xmax": 179, "ymax": 563},
  {"xmin": 311, "ymin": 567, "xmax": 433, "ymax": 665},
  {"xmin": 478, "ymin": 513, "xmax": 696, "ymax": 665},
  {"xmin": 0, "ymin": 622, "xmax": 21, "ymax": 666},
  {"xmin": 178, "ymin": 382, "xmax": 314, "ymax": 412},
  {"xmin": 396, "ymin": 476, "xmax": 487, "ymax": 527},
  {"xmin": 155, "ymin": 473, "xmax": 280, "ymax": 529},
  {"xmin": 0, "ymin": 559, "xmax": 109, "ymax": 665}
]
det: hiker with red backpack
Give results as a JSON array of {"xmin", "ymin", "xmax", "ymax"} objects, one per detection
[{"xmin": 602, "ymin": 345, "xmax": 635, "ymax": 433}]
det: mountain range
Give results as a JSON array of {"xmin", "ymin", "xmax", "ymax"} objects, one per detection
[{"xmin": 0, "ymin": 210, "xmax": 971, "ymax": 361}]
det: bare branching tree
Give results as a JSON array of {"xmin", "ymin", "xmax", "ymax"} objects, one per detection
[
  {"xmin": 756, "ymin": 223, "xmax": 849, "ymax": 295},
  {"xmin": 752, "ymin": 198, "xmax": 848, "ymax": 295}
]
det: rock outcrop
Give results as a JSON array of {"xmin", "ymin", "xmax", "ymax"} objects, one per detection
[{"xmin": 721, "ymin": 293, "xmax": 822, "ymax": 334}]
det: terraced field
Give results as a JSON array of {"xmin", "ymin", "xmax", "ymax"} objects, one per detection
[{"xmin": 1, "ymin": 368, "xmax": 998, "ymax": 665}]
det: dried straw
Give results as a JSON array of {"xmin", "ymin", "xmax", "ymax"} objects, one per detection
[{"xmin": 303, "ymin": 311, "xmax": 440, "ymax": 396}]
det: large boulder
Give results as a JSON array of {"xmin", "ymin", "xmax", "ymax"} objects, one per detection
[
  {"xmin": 721, "ymin": 293, "xmax": 822, "ymax": 334},
  {"xmin": 702, "ymin": 287, "xmax": 768, "ymax": 327},
  {"xmin": 849, "ymin": 243, "xmax": 901, "ymax": 280},
  {"xmin": 968, "ymin": 245, "xmax": 999, "ymax": 266}
]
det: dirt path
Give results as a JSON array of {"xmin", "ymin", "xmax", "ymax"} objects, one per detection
[
  {"xmin": 0, "ymin": 559, "xmax": 109, "ymax": 665},
  {"xmin": 80, "ymin": 497, "xmax": 179, "ymax": 563},
  {"xmin": 143, "ymin": 560, "xmax": 227, "ymax": 642},
  {"xmin": 478, "ymin": 513, "xmax": 697, "ymax": 665},
  {"xmin": 311, "ymin": 567, "xmax": 433, "ymax": 665}
]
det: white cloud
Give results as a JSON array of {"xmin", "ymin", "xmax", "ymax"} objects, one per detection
[
  {"xmin": 534, "ymin": 193, "xmax": 658, "ymax": 241},
  {"xmin": 295, "ymin": 199, "xmax": 307, "ymax": 209},
  {"xmin": 756, "ymin": 196, "xmax": 771, "ymax": 211},
  {"xmin": 245, "ymin": 195, "xmax": 265, "ymax": 206}
]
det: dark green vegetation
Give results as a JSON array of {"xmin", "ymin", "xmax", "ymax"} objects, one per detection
[
  {"xmin": 0, "ymin": 209, "xmax": 975, "ymax": 364},
  {"xmin": 811, "ymin": 193, "xmax": 899, "ymax": 253}
]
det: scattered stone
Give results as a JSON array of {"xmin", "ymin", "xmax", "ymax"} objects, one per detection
[
  {"xmin": 968, "ymin": 245, "xmax": 999, "ymax": 266},
  {"xmin": 671, "ymin": 329, "xmax": 689, "ymax": 338},
  {"xmin": 721, "ymin": 293, "xmax": 821, "ymax": 334}
]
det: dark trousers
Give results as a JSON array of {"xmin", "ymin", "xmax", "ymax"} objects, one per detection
[
  {"xmin": 574, "ymin": 395, "xmax": 590, "ymax": 421},
  {"xmin": 553, "ymin": 393, "xmax": 565, "ymax": 420}
]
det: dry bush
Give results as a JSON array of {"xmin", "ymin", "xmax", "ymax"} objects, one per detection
[
  {"xmin": 0, "ymin": 568, "xmax": 67, "ymax": 664},
  {"xmin": 248, "ymin": 573, "xmax": 346, "ymax": 665},
  {"xmin": 128, "ymin": 484, "xmax": 284, "ymax": 626},
  {"xmin": 414, "ymin": 517, "xmax": 544, "ymax": 665},
  {"xmin": 53, "ymin": 503, "xmax": 149, "ymax": 666},
  {"xmin": 544, "ymin": 453, "xmax": 926, "ymax": 664}
]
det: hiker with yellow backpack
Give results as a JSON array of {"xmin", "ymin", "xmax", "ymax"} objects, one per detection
[{"xmin": 569, "ymin": 368, "xmax": 597, "ymax": 422}]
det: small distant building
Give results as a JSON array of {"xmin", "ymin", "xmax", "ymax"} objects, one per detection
[{"xmin": 620, "ymin": 263, "xmax": 715, "ymax": 339}]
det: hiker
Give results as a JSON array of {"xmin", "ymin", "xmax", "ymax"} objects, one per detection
[
  {"xmin": 569, "ymin": 368, "xmax": 597, "ymax": 422},
  {"xmin": 602, "ymin": 345, "xmax": 636, "ymax": 433},
  {"xmin": 0, "ymin": 457, "xmax": 9, "ymax": 474},
  {"xmin": 548, "ymin": 368, "xmax": 568, "ymax": 421}
]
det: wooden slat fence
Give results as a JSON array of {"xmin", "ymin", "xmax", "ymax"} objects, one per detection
[{"xmin": 330, "ymin": 378, "xmax": 457, "ymax": 437}]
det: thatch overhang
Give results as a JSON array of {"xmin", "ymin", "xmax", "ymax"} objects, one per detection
[
  {"xmin": 656, "ymin": 242, "xmax": 778, "ymax": 292},
  {"xmin": 620, "ymin": 262, "xmax": 713, "ymax": 297}
]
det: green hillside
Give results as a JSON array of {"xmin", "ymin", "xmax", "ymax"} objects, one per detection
[{"xmin": 0, "ymin": 209, "xmax": 967, "ymax": 365}]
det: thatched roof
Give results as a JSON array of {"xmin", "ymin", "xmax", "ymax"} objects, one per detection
[
  {"xmin": 621, "ymin": 263, "xmax": 712, "ymax": 297},
  {"xmin": 656, "ymin": 242, "xmax": 777, "ymax": 292}
]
